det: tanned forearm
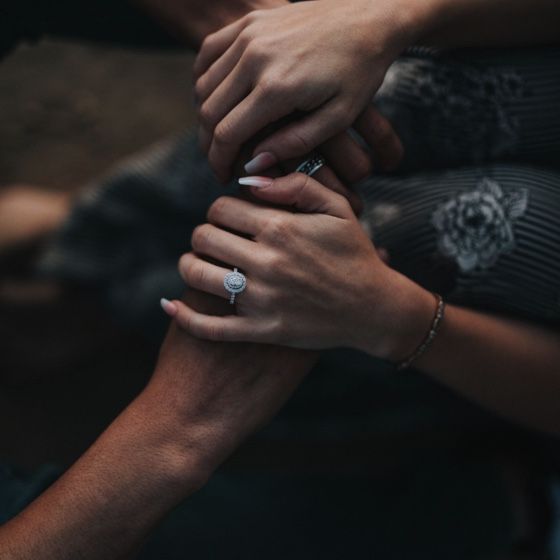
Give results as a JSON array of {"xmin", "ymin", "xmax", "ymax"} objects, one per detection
[
  {"xmin": 0, "ymin": 391, "xmax": 202, "ymax": 560},
  {"xmin": 0, "ymin": 291, "xmax": 315, "ymax": 559}
]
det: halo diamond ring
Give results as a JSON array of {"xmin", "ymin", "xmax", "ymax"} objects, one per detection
[{"xmin": 224, "ymin": 268, "xmax": 247, "ymax": 305}]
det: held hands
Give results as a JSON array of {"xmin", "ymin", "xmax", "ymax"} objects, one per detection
[
  {"xmin": 163, "ymin": 174, "xmax": 434, "ymax": 361},
  {"xmin": 194, "ymin": 0, "xmax": 412, "ymax": 181},
  {"xmin": 150, "ymin": 289, "xmax": 316, "ymax": 479}
]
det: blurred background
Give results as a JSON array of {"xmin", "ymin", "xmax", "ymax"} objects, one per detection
[
  {"xmin": 0, "ymin": 39, "xmax": 195, "ymax": 467},
  {"xmin": 1, "ymin": 37, "xmax": 558, "ymax": 560}
]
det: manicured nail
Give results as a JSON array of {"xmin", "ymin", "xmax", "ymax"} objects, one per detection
[
  {"xmin": 244, "ymin": 152, "xmax": 276, "ymax": 174},
  {"xmin": 160, "ymin": 298, "xmax": 178, "ymax": 317},
  {"xmin": 238, "ymin": 176, "xmax": 274, "ymax": 188}
]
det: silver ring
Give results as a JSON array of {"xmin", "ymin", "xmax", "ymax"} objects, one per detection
[
  {"xmin": 296, "ymin": 154, "xmax": 325, "ymax": 177},
  {"xmin": 224, "ymin": 267, "xmax": 247, "ymax": 305}
]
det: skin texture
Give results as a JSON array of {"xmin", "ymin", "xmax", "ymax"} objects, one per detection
[
  {"xmin": 169, "ymin": 173, "xmax": 431, "ymax": 359},
  {"xmin": 194, "ymin": 0, "xmax": 413, "ymax": 181},
  {"xmin": 136, "ymin": 0, "xmax": 404, "ymax": 189},
  {"xmin": 194, "ymin": 0, "xmax": 560, "ymax": 180},
  {"xmin": 167, "ymin": 175, "xmax": 560, "ymax": 436},
  {"xmin": 0, "ymin": 291, "xmax": 316, "ymax": 559}
]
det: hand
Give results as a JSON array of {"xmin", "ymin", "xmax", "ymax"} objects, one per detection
[
  {"xmin": 194, "ymin": 0, "xmax": 416, "ymax": 181},
  {"xmin": 150, "ymin": 289, "xmax": 316, "ymax": 477},
  {"xmin": 224, "ymin": 110, "xmax": 404, "ymax": 218},
  {"xmin": 164, "ymin": 174, "xmax": 435, "ymax": 362},
  {"xmin": 134, "ymin": 0, "xmax": 287, "ymax": 47}
]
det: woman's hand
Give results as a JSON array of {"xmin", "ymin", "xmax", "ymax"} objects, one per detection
[
  {"xmin": 163, "ymin": 174, "xmax": 435, "ymax": 361},
  {"xmin": 193, "ymin": 0, "xmax": 420, "ymax": 181}
]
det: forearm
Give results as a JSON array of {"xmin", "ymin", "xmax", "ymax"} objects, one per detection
[
  {"xmin": 405, "ymin": 0, "xmax": 560, "ymax": 48},
  {"xmin": 415, "ymin": 305, "xmax": 560, "ymax": 434},
  {"xmin": 379, "ymin": 287, "xmax": 560, "ymax": 435},
  {"xmin": 0, "ymin": 389, "xmax": 202, "ymax": 560}
]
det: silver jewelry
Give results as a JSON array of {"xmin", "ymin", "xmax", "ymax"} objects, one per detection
[
  {"xmin": 224, "ymin": 268, "xmax": 247, "ymax": 305},
  {"xmin": 296, "ymin": 154, "xmax": 325, "ymax": 177}
]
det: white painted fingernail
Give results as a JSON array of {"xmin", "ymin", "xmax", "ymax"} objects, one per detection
[
  {"xmin": 160, "ymin": 298, "xmax": 178, "ymax": 316},
  {"xmin": 244, "ymin": 152, "xmax": 276, "ymax": 174},
  {"xmin": 238, "ymin": 176, "xmax": 274, "ymax": 188}
]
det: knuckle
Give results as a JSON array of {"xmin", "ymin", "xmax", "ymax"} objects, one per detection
[
  {"xmin": 245, "ymin": 9, "xmax": 263, "ymax": 25},
  {"xmin": 237, "ymin": 26, "xmax": 255, "ymax": 47},
  {"xmin": 198, "ymin": 101, "xmax": 216, "ymax": 128},
  {"xmin": 191, "ymin": 224, "xmax": 213, "ymax": 251},
  {"xmin": 256, "ymin": 75, "xmax": 284, "ymax": 98},
  {"xmin": 262, "ymin": 252, "xmax": 286, "ymax": 278},
  {"xmin": 194, "ymin": 77, "xmax": 206, "ymax": 103},
  {"xmin": 262, "ymin": 214, "xmax": 292, "ymax": 245},
  {"xmin": 207, "ymin": 196, "xmax": 230, "ymax": 222},
  {"xmin": 178, "ymin": 253, "xmax": 191, "ymax": 280},
  {"xmin": 213, "ymin": 120, "xmax": 235, "ymax": 145},
  {"xmin": 200, "ymin": 32, "xmax": 216, "ymax": 53}
]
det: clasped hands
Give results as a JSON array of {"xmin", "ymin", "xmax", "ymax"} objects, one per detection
[
  {"xmin": 156, "ymin": 0, "xmax": 433, "ymax": 358},
  {"xmin": 163, "ymin": 173, "xmax": 433, "ymax": 362},
  {"xmin": 161, "ymin": 0, "xmax": 434, "ymax": 361}
]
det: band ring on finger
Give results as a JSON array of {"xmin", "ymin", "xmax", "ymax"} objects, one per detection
[
  {"xmin": 224, "ymin": 267, "xmax": 247, "ymax": 305},
  {"xmin": 296, "ymin": 153, "xmax": 326, "ymax": 177}
]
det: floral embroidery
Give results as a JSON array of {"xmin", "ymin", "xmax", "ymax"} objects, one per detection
[
  {"xmin": 431, "ymin": 178, "xmax": 528, "ymax": 273},
  {"xmin": 378, "ymin": 58, "xmax": 527, "ymax": 161}
]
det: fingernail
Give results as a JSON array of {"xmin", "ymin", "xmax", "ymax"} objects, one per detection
[
  {"xmin": 244, "ymin": 152, "xmax": 276, "ymax": 174},
  {"xmin": 238, "ymin": 176, "xmax": 274, "ymax": 188},
  {"xmin": 160, "ymin": 298, "xmax": 178, "ymax": 317}
]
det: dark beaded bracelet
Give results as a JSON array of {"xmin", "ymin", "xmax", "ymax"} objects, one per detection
[{"xmin": 397, "ymin": 294, "xmax": 445, "ymax": 371}]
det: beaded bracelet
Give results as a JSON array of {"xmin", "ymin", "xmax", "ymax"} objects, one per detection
[{"xmin": 396, "ymin": 294, "xmax": 445, "ymax": 371}]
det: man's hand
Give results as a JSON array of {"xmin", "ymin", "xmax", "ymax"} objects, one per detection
[
  {"xmin": 148, "ymin": 289, "xmax": 317, "ymax": 476},
  {"xmin": 0, "ymin": 290, "xmax": 316, "ymax": 560}
]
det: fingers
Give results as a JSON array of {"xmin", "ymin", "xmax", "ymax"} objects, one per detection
[
  {"xmin": 239, "ymin": 173, "xmax": 352, "ymax": 218},
  {"xmin": 179, "ymin": 253, "xmax": 236, "ymax": 300},
  {"xmin": 207, "ymin": 196, "xmax": 277, "ymax": 236},
  {"xmin": 321, "ymin": 132, "xmax": 372, "ymax": 184},
  {"xmin": 164, "ymin": 299, "xmax": 263, "ymax": 342},
  {"xmin": 279, "ymin": 159, "xmax": 363, "ymax": 216},
  {"xmin": 207, "ymin": 85, "xmax": 294, "ymax": 182},
  {"xmin": 198, "ymin": 60, "xmax": 252, "ymax": 153},
  {"xmin": 195, "ymin": 41, "xmax": 248, "ymax": 106},
  {"xmin": 193, "ymin": 17, "xmax": 248, "ymax": 79},
  {"xmin": 191, "ymin": 223, "xmax": 261, "ymax": 269},
  {"xmin": 354, "ymin": 106, "xmax": 404, "ymax": 172},
  {"xmin": 251, "ymin": 99, "xmax": 354, "ymax": 170}
]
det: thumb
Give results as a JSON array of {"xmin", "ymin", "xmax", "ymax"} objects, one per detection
[{"xmin": 239, "ymin": 173, "xmax": 352, "ymax": 218}]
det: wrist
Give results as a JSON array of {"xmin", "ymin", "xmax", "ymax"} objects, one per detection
[
  {"xmin": 362, "ymin": 0, "xmax": 448, "ymax": 55},
  {"xmin": 356, "ymin": 272, "xmax": 436, "ymax": 363}
]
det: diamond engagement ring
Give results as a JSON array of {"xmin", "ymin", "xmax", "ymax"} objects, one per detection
[
  {"xmin": 296, "ymin": 154, "xmax": 326, "ymax": 177},
  {"xmin": 224, "ymin": 268, "xmax": 247, "ymax": 305}
]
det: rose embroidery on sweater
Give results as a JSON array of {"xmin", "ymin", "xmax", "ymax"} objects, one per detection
[{"xmin": 431, "ymin": 178, "xmax": 528, "ymax": 273}]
